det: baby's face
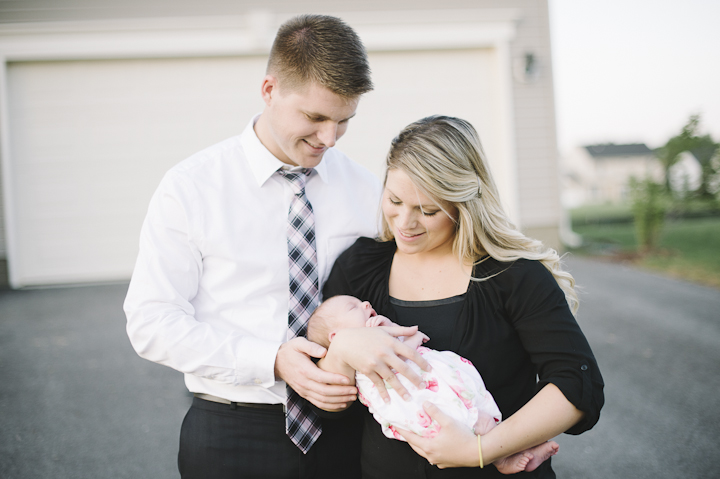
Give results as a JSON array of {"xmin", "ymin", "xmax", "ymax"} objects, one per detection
[{"xmin": 332, "ymin": 296, "xmax": 377, "ymax": 329}]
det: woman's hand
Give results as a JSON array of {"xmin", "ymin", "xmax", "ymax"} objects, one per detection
[
  {"xmin": 395, "ymin": 402, "xmax": 479, "ymax": 469},
  {"xmin": 328, "ymin": 326, "xmax": 431, "ymax": 403},
  {"xmin": 397, "ymin": 384, "xmax": 585, "ymax": 468}
]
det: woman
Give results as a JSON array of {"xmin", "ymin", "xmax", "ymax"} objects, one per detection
[{"xmin": 322, "ymin": 115, "xmax": 604, "ymax": 477}]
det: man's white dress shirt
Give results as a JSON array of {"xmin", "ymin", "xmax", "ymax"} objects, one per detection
[{"xmin": 124, "ymin": 115, "xmax": 381, "ymax": 405}]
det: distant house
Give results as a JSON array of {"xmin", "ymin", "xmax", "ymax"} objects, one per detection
[
  {"xmin": 669, "ymin": 151, "xmax": 703, "ymax": 196},
  {"xmin": 561, "ymin": 143, "xmax": 663, "ymax": 207}
]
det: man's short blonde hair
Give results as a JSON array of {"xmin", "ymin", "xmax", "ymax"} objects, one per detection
[{"xmin": 267, "ymin": 14, "xmax": 373, "ymax": 98}]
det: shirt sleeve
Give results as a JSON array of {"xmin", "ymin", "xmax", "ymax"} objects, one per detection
[
  {"xmin": 504, "ymin": 260, "xmax": 605, "ymax": 435},
  {"xmin": 123, "ymin": 170, "xmax": 280, "ymax": 388}
]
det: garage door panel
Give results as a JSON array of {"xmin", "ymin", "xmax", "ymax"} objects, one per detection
[
  {"xmin": 7, "ymin": 56, "xmax": 266, "ymax": 286},
  {"xmin": 6, "ymin": 49, "xmax": 505, "ymax": 287},
  {"xmin": 343, "ymin": 48, "xmax": 510, "ymax": 206}
]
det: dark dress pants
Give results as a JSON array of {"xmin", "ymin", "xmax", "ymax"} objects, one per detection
[{"xmin": 179, "ymin": 397, "xmax": 362, "ymax": 479}]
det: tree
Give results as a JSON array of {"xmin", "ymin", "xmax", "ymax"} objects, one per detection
[
  {"xmin": 629, "ymin": 177, "xmax": 669, "ymax": 253},
  {"xmin": 655, "ymin": 115, "xmax": 699, "ymax": 192},
  {"xmin": 689, "ymin": 134, "xmax": 719, "ymax": 199}
]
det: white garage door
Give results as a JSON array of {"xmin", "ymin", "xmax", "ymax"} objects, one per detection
[{"xmin": 5, "ymin": 47, "xmax": 505, "ymax": 287}]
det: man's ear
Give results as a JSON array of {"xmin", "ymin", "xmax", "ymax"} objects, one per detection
[
  {"xmin": 260, "ymin": 75, "xmax": 278, "ymax": 106},
  {"xmin": 328, "ymin": 331, "xmax": 337, "ymax": 343}
]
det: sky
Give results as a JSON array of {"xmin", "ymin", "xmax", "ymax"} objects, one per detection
[{"xmin": 548, "ymin": 0, "xmax": 720, "ymax": 154}]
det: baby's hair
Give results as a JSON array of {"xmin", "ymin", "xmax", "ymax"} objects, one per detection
[{"xmin": 307, "ymin": 297, "xmax": 341, "ymax": 348}]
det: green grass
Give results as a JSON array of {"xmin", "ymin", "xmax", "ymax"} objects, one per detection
[
  {"xmin": 570, "ymin": 203, "xmax": 633, "ymax": 226},
  {"xmin": 571, "ymin": 216, "xmax": 720, "ymax": 288}
]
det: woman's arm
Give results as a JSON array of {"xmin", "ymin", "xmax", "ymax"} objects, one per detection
[{"xmin": 397, "ymin": 383, "xmax": 583, "ymax": 469}]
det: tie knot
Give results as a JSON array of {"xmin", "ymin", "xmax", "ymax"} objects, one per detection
[{"xmin": 279, "ymin": 168, "xmax": 312, "ymax": 195}]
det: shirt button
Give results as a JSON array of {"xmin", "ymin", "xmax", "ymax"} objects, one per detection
[
  {"xmin": 581, "ymin": 365, "xmax": 588, "ymax": 371},
  {"xmin": 254, "ymin": 378, "xmax": 262, "ymax": 385}
]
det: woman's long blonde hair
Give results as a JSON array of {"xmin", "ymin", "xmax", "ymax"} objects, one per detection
[{"xmin": 379, "ymin": 115, "xmax": 579, "ymax": 314}]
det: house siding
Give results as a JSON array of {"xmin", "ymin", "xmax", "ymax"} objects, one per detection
[
  {"xmin": 0, "ymin": 0, "xmax": 565, "ymax": 286},
  {"xmin": 511, "ymin": 1, "xmax": 561, "ymax": 244}
]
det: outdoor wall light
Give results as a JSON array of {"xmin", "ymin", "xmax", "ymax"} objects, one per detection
[{"xmin": 514, "ymin": 52, "xmax": 540, "ymax": 83}]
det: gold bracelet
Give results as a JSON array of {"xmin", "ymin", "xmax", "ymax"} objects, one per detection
[{"xmin": 477, "ymin": 434, "xmax": 484, "ymax": 469}]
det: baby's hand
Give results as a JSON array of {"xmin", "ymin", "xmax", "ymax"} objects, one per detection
[
  {"xmin": 366, "ymin": 315, "xmax": 393, "ymax": 328},
  {"xmin": 366, "ymin": 316, "xmax": 429, "ymax": 349},
  {"xmin": 404, "ymin": 331, "xmax": 429, "ymax": 350}
]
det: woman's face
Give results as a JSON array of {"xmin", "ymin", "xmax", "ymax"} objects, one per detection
[{"xmin": 382, "ymin": 169, "xmax": 457, "ymax": 257}]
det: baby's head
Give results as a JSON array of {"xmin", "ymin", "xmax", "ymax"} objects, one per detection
[{"xmin": 308, "ymin": 295, "xmax": 377, "ymax": 348}]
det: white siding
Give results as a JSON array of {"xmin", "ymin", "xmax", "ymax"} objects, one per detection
[
  {"xmin": 347, "ymin": 48, "xmax": 506, "ymax": 191},
  {"xmin": 5, "ymin": 47, "xmax": 507, "ymax": 287},
  {"xmin": 509, "ymin": 1, "xmax": 562, "ymax": 235},
  {"xmin": 0, "ymin": 0, "xmax": 565, "ymax": 286},
  {"xmin": 6, "ymin": 57, "xmax": 266, "ymax": 285},
  {"xmin": 0, "ymin": 160, "xmax": 5, "ymax": 258}
]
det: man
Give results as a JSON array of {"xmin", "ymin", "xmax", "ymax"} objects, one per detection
[{"xmin": 124, "ymin": 14, "xmax": 425, "ymax": 479}]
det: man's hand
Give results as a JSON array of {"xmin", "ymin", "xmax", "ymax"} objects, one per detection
[
  {"xmin": 274, "ymin": 337, "xmax": 358, "ymax": 411},
  {"xmin": 329, "ymin": 326, "xmax": 432, "ymax": 403}
]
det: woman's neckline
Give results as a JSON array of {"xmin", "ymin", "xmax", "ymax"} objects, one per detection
[{"xmin": 389, "ymin": 293, "xmax": 466, "ymax": 307}]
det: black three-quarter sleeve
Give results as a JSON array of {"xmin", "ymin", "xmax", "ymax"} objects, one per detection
[{"xmin": 501, "ymin": 259, "xmax": 605, "ymax": 434}]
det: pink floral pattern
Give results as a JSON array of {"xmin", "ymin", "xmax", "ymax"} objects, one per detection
[
  {"xmin": 356, "ymin": 347, "xmax": 502, "ymax": 443},
  {"xmin": 388, "ymin": 425, "xmax": 404, "ymax": 441},
  {"xmin": 425, "ymin": 378, "xmax": 439, "ymax": 392},
  {"xmin": 416, "ymin": 409, "xmax": 432, "ymax": 428},
  {"xmin": 450, "ymin": 385, "xmax": 475, "ymax": 410}
]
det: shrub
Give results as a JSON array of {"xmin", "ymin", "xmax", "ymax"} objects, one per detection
[{"xmin": 629, "ymin": 177, "xmax": 670, "ymax": 252}]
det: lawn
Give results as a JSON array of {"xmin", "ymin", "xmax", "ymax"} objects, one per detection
[{"xmin": 571, "ymin": 216, "xmax": 720, "ymax": 289}]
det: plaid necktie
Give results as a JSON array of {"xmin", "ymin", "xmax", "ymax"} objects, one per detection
[{"xmin": 278, "ymin": 168, "xmax": 322, "ymax": 454}]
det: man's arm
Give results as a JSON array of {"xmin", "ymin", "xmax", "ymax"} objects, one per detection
[
  {"xmin": 124, "ymin": 171, "xmax": 280, "ymax": 389},
  {"xmin": 126, "ymin": 170, "xmax": 361, "ymax": 410}
]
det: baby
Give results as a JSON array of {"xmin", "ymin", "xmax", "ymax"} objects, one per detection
[{"xmin": 308, "ymin": 295, "xmax": 559, "ymax": 475}]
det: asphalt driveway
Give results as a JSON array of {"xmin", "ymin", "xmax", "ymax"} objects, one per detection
[{"xmin": 1, "ymin": 256, "xmax": 719, "ymax": 478}]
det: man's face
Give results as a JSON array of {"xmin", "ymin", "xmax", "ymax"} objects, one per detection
[{"xmin": 259, "ymin": 78, "xmax": 359, "ymax": 168}]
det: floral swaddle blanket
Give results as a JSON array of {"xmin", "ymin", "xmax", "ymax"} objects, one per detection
[{"xmin": 356, "ymin": 346, "xmax": 502, "ymax": 441}]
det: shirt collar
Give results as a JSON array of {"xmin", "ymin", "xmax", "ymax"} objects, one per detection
[{"xmin": 241, "ymin": 113, "xmax": 329, "ymax": 187}]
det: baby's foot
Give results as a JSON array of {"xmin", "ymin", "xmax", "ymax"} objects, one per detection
[
  {"xmin": 493, "ymin": 451, "xmax": 532, "ymax": 475},
  {"xmin": 524, "ymin": 441, "xmax": 559, "ymax": 472},
  {"xmin": 473, "ymin": 411, "xmax": 499, "ymax": 436},
  {"xmin": 492, "ymin": 441, "xmax": 559, "ymax": 475}
]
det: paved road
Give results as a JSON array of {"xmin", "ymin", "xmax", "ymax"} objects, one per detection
[
  {"xmin": 551, "ymin": 257, "xmax": 720, "ymax": 478},
  {"xmin": 1, "ymin": 257, "xmax": 719, "ymax": 478}
]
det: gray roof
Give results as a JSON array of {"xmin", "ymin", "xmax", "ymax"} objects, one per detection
[
  {"xmin": 0, "ymin": 0, "xmax": 492, "ymax": 23},
  {"xmin": 584, "ymin": 143, "xmax": 653, "ymax": 158}
]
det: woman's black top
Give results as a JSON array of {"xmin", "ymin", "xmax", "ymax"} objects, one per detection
[
  {"xmin": 322, "ymin": 238, "xmax": 605, "ymax": 479},
  {"xmin": 390, "ymin": 294, "xmax": 465, "ymax": 350}
]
